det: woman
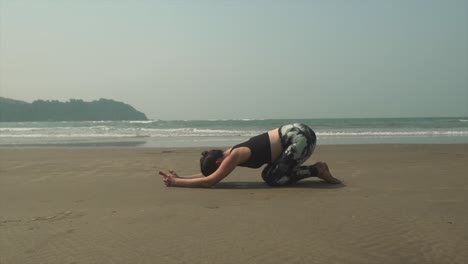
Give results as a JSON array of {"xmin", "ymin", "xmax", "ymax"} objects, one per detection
[{"xmin": 159, "ymin": 123, "xmax": 341, "ymax": 188}]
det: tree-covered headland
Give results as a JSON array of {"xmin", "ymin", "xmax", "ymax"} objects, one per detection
[{"xmin": 0, "ymin": 97, "xmax": 148, "ymax": 122}]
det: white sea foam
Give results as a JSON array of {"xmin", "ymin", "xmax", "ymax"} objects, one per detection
[
  {"xmin": 140, "ymin": 128, "xmax": 258, "ymax": 136},
  {"xmin": 0, "ymin": 127, "xmax": 47, "ymax": 132},
  {"xmin": 90, "ymin": 121, "xmax": 114, "ymax": 123},
  {"xmin": 125, "ymin": 120, "xmax": 154, "ymax": 124},
  {"xmin": 1, "ymin": 118, "xmax": 468, "ymax": 146},
  {"xmin": 317, "ymin": 130, "xmax": 468, "ymax": 137}
]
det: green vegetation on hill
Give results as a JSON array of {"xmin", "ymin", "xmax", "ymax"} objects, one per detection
[{"xmin": 0, "ymin": 97, "xmax": 148, "ymax": 122}]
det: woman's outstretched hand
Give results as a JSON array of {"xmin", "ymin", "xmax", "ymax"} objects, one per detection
[{"xmin": 159, "ymin": 169, "xmax": 179, "ymax": 187}]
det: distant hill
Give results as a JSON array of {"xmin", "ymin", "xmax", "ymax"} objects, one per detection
[{"xmin": 0, "ymin": 97, "xmax": 148, "ymax": 122}]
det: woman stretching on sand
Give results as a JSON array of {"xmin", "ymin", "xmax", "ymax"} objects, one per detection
[{"xmin": 159, "ymin": 123, "xmax": 341, "ymax": 188}]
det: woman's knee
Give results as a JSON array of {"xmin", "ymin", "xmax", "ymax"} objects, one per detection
[
  {"xmin": 262, "ymin": 164, "xmax": 292, "ymax": 186},
  {"xmin": 262, "ymin": 174, "xmax": 291, "ymax": 186}
]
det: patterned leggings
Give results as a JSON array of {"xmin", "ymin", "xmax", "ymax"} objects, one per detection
[{"xmin": 262, "ymin": 123, "xmax": 319, "ymax": 186}]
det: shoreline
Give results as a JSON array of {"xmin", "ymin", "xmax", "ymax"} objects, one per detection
[
  {"xmin": 1, "ymin": 141, "xmax": 468, "ymax": 148},
  {"xmin": 1, "ymin": 144, "xmax": 467, "ymax": 263}
]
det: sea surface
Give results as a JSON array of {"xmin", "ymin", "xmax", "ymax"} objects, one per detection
[{"xmin": 0, "ymin": 118, "xmax": 467, "ymax": 147}]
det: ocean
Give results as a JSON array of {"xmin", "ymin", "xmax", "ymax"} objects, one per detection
[{"xmin": 0, "ymin": 117, "xmax": 467, "ymax": 147}]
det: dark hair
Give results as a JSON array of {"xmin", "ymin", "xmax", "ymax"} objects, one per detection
[{"xmin": 200, "ymin": 149, "xmax": 224, "ymax": 176}]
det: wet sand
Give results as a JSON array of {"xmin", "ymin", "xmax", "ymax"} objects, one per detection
[{"xmin": 1, "ymin": 145, "xmax": 467, "ymax": 264}]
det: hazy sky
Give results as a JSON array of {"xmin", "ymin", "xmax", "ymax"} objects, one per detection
[{"xmin": 1, "ymin": 0, "xmax": 467, "ymax": 120}]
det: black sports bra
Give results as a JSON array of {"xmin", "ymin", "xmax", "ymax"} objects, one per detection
[{"xmin": 231, "ymin": 132, "xmax": 272, "ymax": 168}]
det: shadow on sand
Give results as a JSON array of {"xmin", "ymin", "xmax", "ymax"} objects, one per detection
[{"xmin": 215, "ymin": 180, "xmax": 346, "ymax": 190}]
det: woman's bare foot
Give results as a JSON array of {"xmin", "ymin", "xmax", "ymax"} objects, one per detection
[{"xmin": 317, "ymin": 162, "xmax": 342, "ymax": 184}]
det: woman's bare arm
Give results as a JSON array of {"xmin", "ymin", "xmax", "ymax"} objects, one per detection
[
  {"xmin": 162, "ymin": 169, "xmax": 204, "ymax": 179},
  {"xmin": 161, "ymin": 151, "xmax": 241, "ymax": 188},
  {"xmin": 181, "ymin": 173, "xmax": 204, "ymax": 179}
]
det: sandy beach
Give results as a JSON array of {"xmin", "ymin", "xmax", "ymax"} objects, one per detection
[{"xmin": 1, "ymin": 144, "xmax": 467, "ymax": 264}]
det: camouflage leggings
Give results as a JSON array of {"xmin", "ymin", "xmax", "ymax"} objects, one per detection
[{"xmin": 262, "ymin": 123, "xmax": 318, "ymax": 186}]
